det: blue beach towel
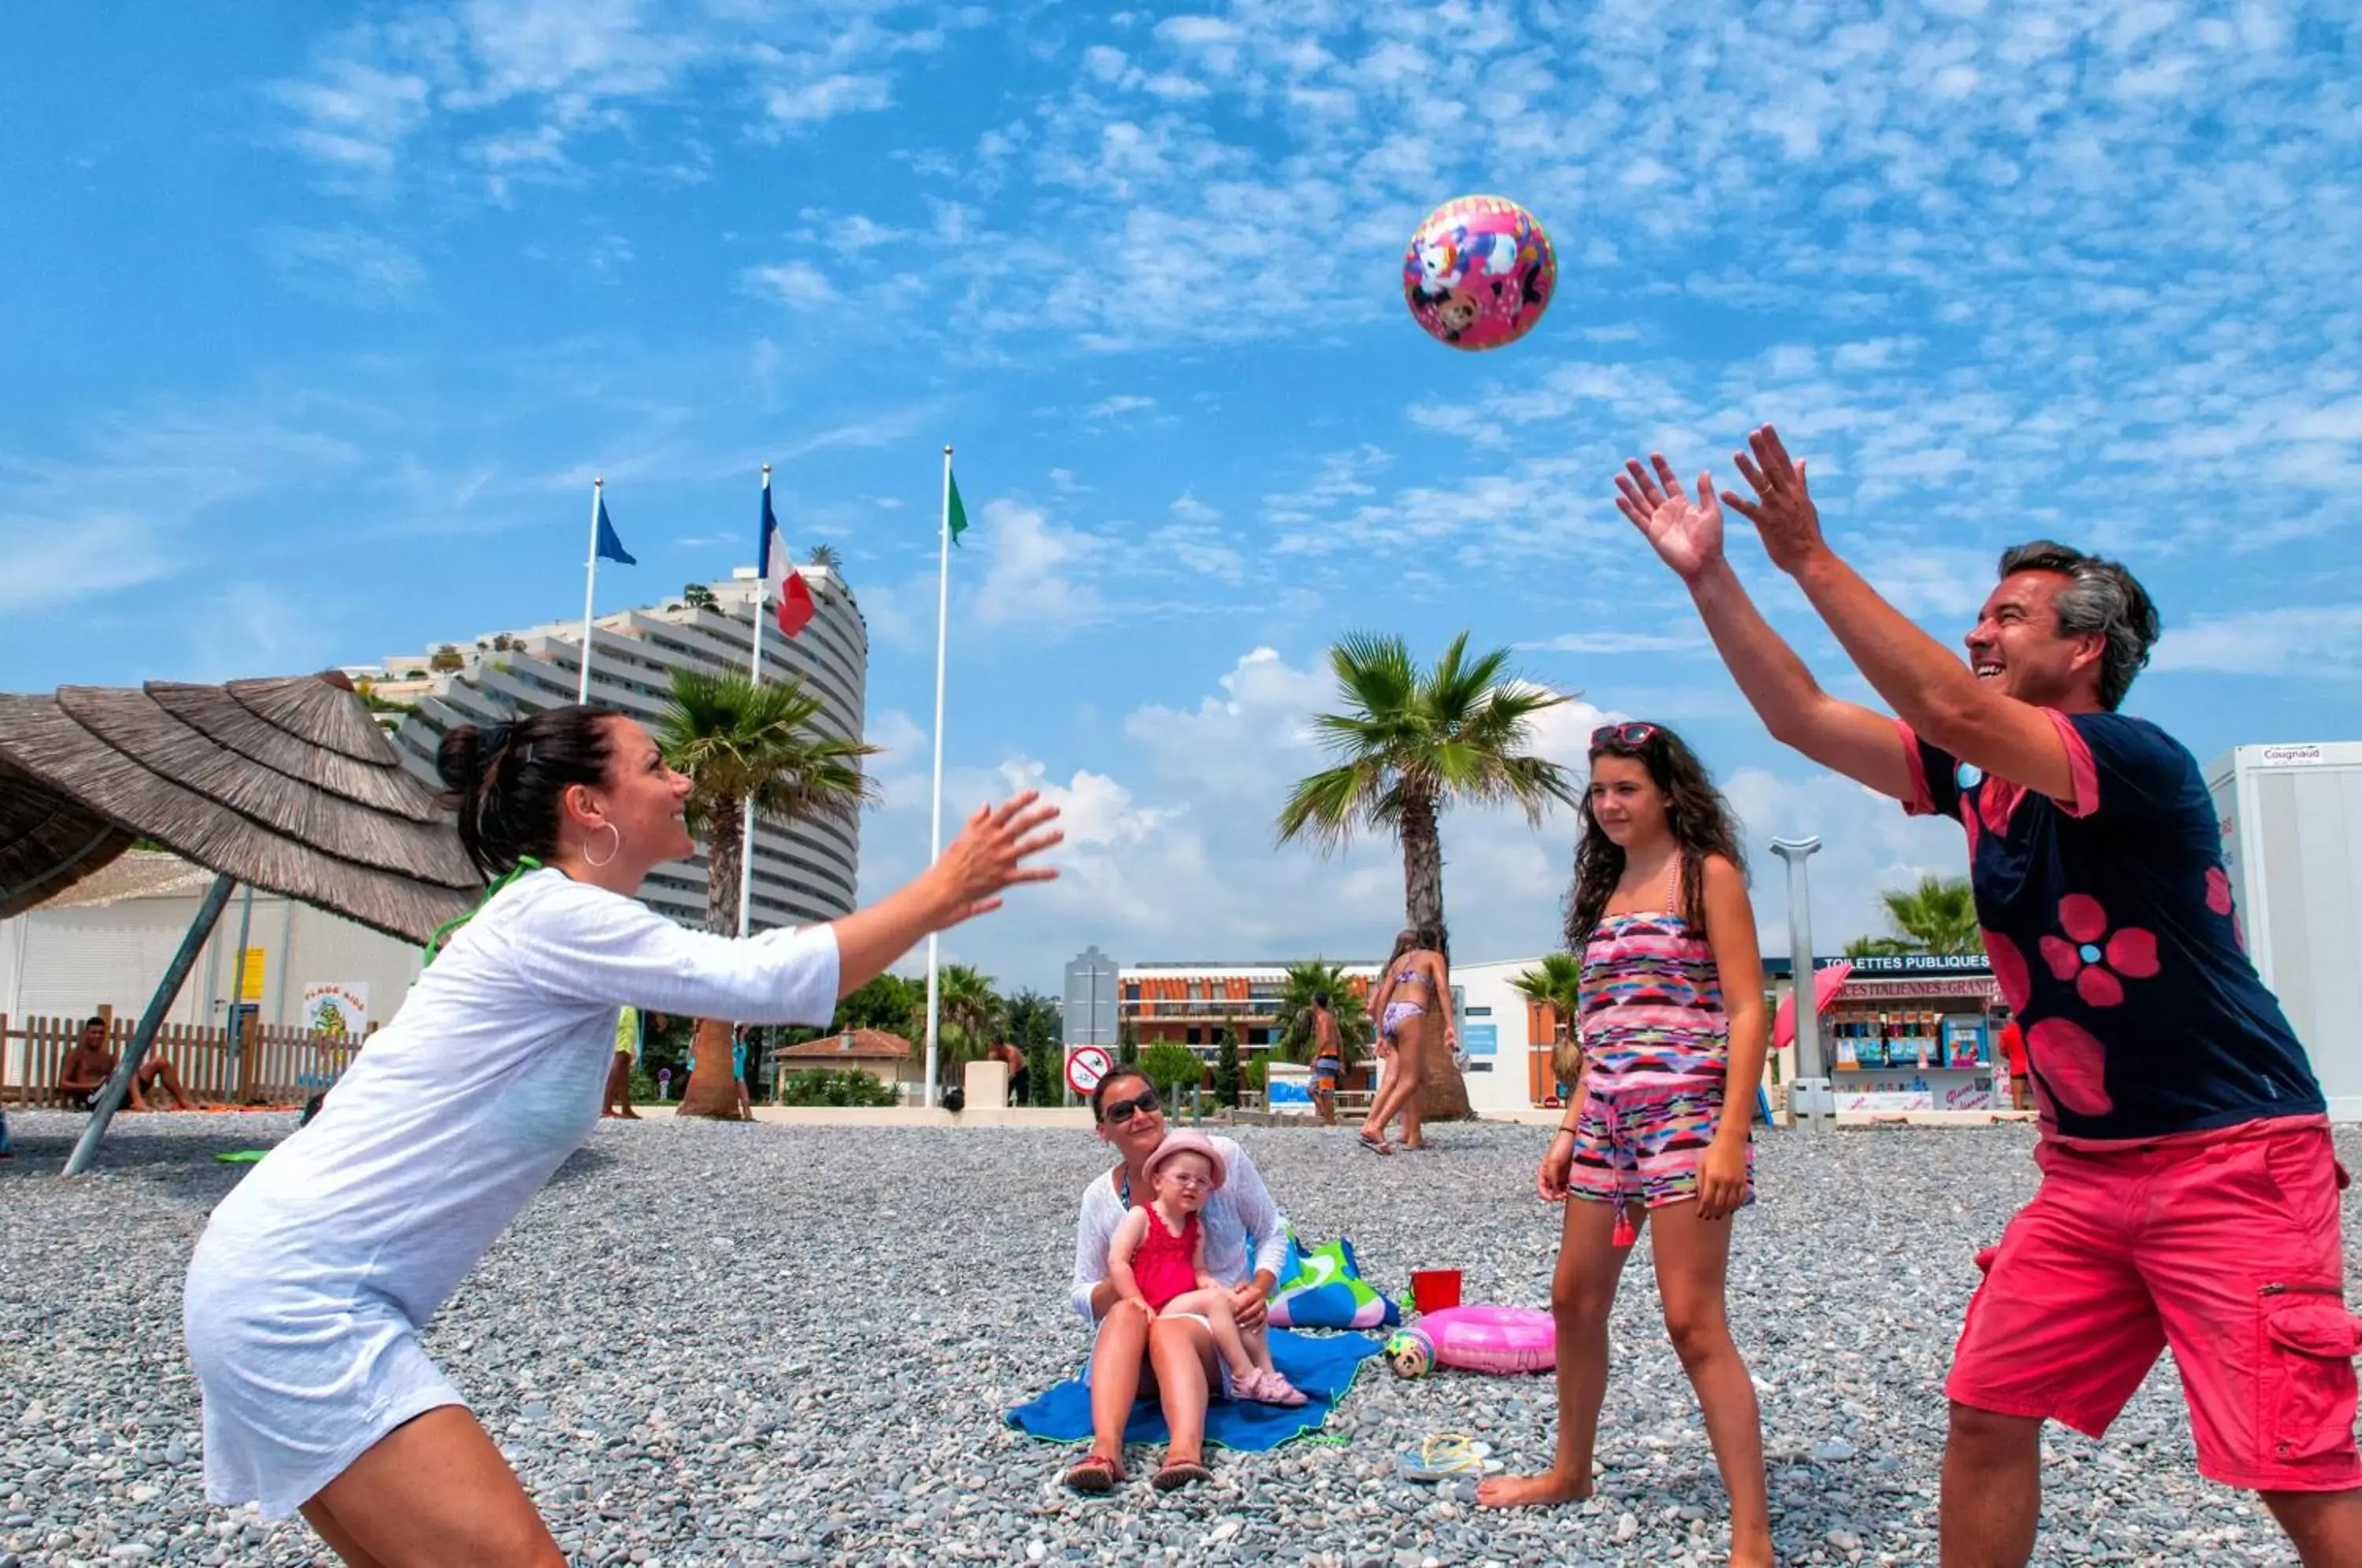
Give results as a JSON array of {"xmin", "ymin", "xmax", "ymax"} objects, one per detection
[{"xmin": 1005, "ymin": 1328, "xmax": 1380, "ymax": 1452}]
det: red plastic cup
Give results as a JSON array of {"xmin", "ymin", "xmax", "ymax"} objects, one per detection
[{"xmin": 1409, "ymin": 1268, "xmax": 1462, "ymax": 1315}]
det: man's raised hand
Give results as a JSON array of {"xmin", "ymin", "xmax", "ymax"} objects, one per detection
[
  {"xmin": 1721, "ymin": 424, "xmax": 1825, "ymax": 575},
  {"xmin": 1614, "ymin": 453, "xmax": 1726, "ymax": 583}
]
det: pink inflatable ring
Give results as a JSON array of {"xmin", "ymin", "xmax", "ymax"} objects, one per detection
[{"xmin": 1413, "ymin": 1304, "xmax": 1555, "ymax": 1374}]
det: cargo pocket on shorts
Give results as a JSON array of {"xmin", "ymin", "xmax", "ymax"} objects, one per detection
[{"xmin": 2257, "ymin": 1287, "xmax": 2362, "ymax": 1465}]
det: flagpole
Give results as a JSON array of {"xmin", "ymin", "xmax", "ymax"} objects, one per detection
[
  {"xmin": 924, "ymin": 443, "xmax": 951, "ymax": 1107},
  {"xmin": 577, "ymin": 477, "xmax": 603, "ymax": 703},
  {"xmin": 735, "ymin": 465, "xmax": 770, "ymax": 941}
]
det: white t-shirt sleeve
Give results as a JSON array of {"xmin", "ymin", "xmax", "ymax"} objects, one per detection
[
  {"xmin": 1220, "ymin": 1138, "xmax": 1290, "ymax": 1284},
  {"xmin": 504, "ymin": 877, "xmax": 840, "ymax": 1025},
  {"xmin": 1069, "ymin": 1175, "xmax": 1120, "ymax": 1323}
]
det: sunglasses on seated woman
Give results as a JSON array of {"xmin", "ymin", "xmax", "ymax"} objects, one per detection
[
  {"xmin": 1592, "ymin": 722, "xmax": 1660, "ymax": 748},
  {"xmin": 1100, "ymin": 1086, "xmax": 1161, "ymax": 1124}
]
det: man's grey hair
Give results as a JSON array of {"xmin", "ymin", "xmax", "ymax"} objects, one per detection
[{"xmin": 1997, "ymin": 540, "xmax": 2161, "ymax": 710}]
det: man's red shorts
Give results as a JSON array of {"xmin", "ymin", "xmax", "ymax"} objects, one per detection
[{"xmin": 1949, "ymin": 1119, "xmax": 2362, "ymax": 1492}]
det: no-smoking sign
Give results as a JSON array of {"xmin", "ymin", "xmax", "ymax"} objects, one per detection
[{"xmin": 1065, "ymin": 1045, "xmax": 1114, "ymax": 1097}]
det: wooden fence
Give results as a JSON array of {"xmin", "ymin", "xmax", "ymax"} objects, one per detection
[{"xmin": 0, "ymin": 1013, "xmax": 360, "ymax": 1109}]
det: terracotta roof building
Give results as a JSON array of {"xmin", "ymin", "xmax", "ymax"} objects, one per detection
[{"xmin": 769, "ymin": 1029, "xmax": 918, "ymax": 1092}]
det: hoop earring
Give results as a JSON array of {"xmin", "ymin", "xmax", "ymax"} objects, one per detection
[{"xmin": 583, "ymin": 822, "xmax": 622, "ymax": 868}]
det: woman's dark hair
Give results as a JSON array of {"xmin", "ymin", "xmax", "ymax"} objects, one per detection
[
  {"xmin": 1564, "ymin": 723, "xmax": 1745, "ymax": 950},
  {"xmin": 1091, "ymin": 1067, "xmax": 1154, "ymax": 1124},
  {"xmin": 1385, "ymin": 924, "xmax": 1450, "ymax": 971},
  {"xmin": 1312, "ymin": 991, "xmax": 1330, "ymax": 1009},
  {"xmin": 435, "ymin": 704, "xmax": 617, "ymax": 878}
]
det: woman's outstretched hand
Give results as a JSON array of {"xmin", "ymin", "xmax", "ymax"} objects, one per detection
[
  {"xmin": 830, "ymin": 792, "xmax": 1064, "ymax": 999},
  {"xmin": 1614, "ymin": 453, "xmax": 1725, "ymax": 583},
  {"xmin": 925, "ymin": 792, "xmax": 1063, "ymax": 930}
]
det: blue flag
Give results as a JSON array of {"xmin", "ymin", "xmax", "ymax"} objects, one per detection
[{"xmin": 595, "ymin": 497, "xmax": 635, "ymax": 565}]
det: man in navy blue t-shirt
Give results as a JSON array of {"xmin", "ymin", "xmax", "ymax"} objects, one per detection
[{"xmin": 1619, "ymin": 427, "xmax": 2359, "ymax": 1566}]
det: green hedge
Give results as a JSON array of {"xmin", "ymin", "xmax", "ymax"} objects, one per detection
[{"xmin": 776, "ymin": 1067, "xmax": 900, "ymax": 1107}]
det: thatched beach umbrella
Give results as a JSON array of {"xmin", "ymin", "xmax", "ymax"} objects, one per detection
[{"xmin": 0, "ymin": 671, "xmax": 481, "ymax": 1173}]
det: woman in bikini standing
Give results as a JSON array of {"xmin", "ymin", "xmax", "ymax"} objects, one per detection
[{"xmin": 1357, "ymin": 925, "xmax": 1452, "ymax": 1155}]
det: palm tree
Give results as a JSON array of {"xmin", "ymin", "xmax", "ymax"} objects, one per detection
[
  {"xmin": 1275, "ymin": 631, "xmax": 1579, "ymax": 1119},
  {"xmin": 1512, "ymin": 952, "xmax": 1586, "ymax": 1091},
  {"xmin": 1270, "ymin": 960, "xmax": 1372, "ymax": 1069},
  {"xmin": 1842, "ymin": 934, "xmax": 1916, "ymax": 959},
  {"xmin": 657, "ymin": 668, "xmax": 881, "ymax": 1119},
  {"xmin": 1862, "ymin": 874, "xmax": 1980, "ymax": 956},
  {"xmin": 682, "ymin": 582, "xmax": 720, "ymax": 612},
  {"xmin": 805, "ymin": 543, "xmax": 843, "ymax": 571},
  {"xmin": 922, "ymin": 963, "xmax": 1005, "ymax": 1088}
]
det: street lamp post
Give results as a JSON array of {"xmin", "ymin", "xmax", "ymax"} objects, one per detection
[{"xmin": 1770, "ymin": 836, "xmax": 1829, "ymax": 1127}]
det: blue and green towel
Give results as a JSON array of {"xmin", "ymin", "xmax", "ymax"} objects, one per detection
[{"xmin": 1005, "ymin": 1328, "xmax": 1378, "ymax": 1452}]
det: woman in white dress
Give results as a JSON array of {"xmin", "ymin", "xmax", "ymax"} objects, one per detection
[{"xmin": 182, "ymin": 704, "xmax": 1060, "ymax": 1566}]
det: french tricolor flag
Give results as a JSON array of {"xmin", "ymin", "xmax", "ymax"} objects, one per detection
[{"xmin": 758, "ymin": 478, "xmax": 815, "ymax": 638}]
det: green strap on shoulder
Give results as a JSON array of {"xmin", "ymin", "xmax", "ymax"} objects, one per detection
[{"xmin": 422, "ymin": 856, "xmax": 542, "ymax": 967}]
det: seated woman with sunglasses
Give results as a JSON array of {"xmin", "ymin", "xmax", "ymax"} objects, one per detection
[{"xmin": 1064, "ymin": 1069, "xmax": 1292, "ymax": 1493}]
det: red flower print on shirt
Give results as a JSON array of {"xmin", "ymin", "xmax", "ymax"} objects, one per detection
[
  {"xmin": 2205, "ymin": 867, "xmax": 2248, "ymax": 951},
  {"xmin": 2029, "ymin": 1016, "xmax": 2113, "ymax": 1115},
  {"xmin": 2038, "ymin": 893, "xmax": 2160, "ymax": 1008},
  {"xmin": 1983, "ymin": 929, "xmax": 2031, "ymax": 1012},
  {"xmin": 2205, "ymin": 867, "xmax": 2233, "ymax": 916}
]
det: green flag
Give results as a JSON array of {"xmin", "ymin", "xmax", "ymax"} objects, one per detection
[{"xmin": 947, "ymin": 470, "xmax": 969, "ymax": 548}]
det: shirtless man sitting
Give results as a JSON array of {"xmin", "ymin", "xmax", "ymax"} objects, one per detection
[{"xmin": 58, "ymin": 1016, "xmax": 197, "ymax": 1111}]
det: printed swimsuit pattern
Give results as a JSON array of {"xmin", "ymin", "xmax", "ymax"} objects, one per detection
[
  {"xmin": 1131, "ymin": 1206, "xmax": 1202, "ymax": 1313},
  {"xmin": 1577, "ymin": 912, "xmax": 1728, "ymax": 1091},
  {"xmin": 1565, "ymin": 863, "xmax": 1749, "ymax": 1215}
]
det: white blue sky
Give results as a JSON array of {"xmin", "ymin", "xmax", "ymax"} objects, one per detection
[{"xmin": 7, "ymin": 2, "xmax": 2361, "ymax": 995}]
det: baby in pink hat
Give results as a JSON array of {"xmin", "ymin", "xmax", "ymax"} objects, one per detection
[{"xmin": 1108, "ymin": 1130, "xmax": 1307, "ymax": 1407}]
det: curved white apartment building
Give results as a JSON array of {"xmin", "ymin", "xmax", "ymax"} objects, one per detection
[{"xmin": 357, "ymin": 572, "xmax": 866, "ymax": 931}]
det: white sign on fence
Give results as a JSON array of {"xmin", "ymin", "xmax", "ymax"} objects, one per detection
[{"xmin": 302, "ymin": 982, "xmax": 369, "ymax": 1038}]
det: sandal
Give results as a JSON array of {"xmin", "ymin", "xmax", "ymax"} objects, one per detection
[
  {"xmin": 1242, "ymin": 1369, "xmax": 1309, "ymax": 1408},
  {"xmin": 1397, "ymin": 1433, "xmax": 1502, "ymax": 1482},
  {"xmin": 1357, "ymin": 1131, "xmax": 1394, "ymax": 1156},
  {"xmin": 1152, "ymin": 1455, "xmax": 1212, "ymax": 1492},
  {"xmin": 1063, "ymin": 1452, "xmax": 1124, "ymax": 1494}
]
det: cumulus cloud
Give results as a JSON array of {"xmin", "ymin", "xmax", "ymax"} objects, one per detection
[{"xmin": 858, "ymin": 645, "xmax": 1977, "ymax": 992}]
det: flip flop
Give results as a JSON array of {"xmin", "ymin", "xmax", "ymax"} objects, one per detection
[
  {"xmin": 1063, "ymin": 1453, "xmax": 1124, "ymax": 1494},
  {"xmin": 1152, "ymin": 1457, "xmax": 1212, "ymax": 1492},
  {"xmin": 1398, "ymin": 1433, "xmax": 1501, "ymax": 1482},
  {"xmin": 1357, "ymin": 1132, "xmax": 1394, "ymax": 1156}
]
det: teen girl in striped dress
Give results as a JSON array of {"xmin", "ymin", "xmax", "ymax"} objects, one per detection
[{"xmin": 1479, "ymin": 721, "xmax": 1771, "ymax": 1568}]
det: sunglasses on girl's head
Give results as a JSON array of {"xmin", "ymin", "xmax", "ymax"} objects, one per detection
[
  {"xmin": 1101, "ymin": 1087, "xmax": 1161, "ymax": 1124},
  {"xmin": 1592, "ymin": 722, "xmax": 1660, "ymax": 748}
]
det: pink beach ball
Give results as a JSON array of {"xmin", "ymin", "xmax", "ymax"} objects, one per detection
[{"xmin": 1401, "ymin": 194, "xmax": 1557, "ymax": 351}]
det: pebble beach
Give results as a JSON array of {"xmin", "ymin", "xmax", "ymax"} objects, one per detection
[{"xmin": 3, "ymin": 1111, "xmax": 2352, "ymax": 1566}]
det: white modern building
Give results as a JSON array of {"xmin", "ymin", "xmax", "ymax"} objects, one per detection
[{"xmin": 353, "ymin": 571, "xmax": 868, "ymax": 932}]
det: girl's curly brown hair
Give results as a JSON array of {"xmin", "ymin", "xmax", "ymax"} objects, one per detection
[{"xmin": 1563, "ymin": 723, "xmax": 1746, "ymax": 951}]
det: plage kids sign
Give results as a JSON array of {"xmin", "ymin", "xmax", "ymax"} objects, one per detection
[{"xmin": 301, "ymin": 982, "xmax": 370, "ymax": 1038}]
